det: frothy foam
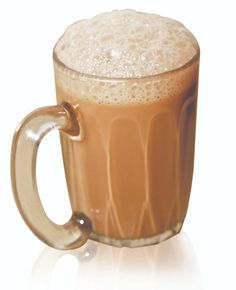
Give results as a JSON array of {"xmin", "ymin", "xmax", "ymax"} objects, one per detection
[
  {"xmin": 54, "ymin": 10, "xmax": 199, "ymax": 105},
  {"xmin": 55, "ymin": 10, "xmax": 198, "ymax": 78}
]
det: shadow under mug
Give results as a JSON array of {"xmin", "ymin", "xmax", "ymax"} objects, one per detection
[
  {"xmin": 11, "ymin": 43, "xmax": 200, "ymax": 250},
  {"xmin": 30, "ymin": 233, "xmax": 203, "ymax": 290}
]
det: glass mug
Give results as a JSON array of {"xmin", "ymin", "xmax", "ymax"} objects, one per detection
[{"xmin": 11, "ymin": 24, "xmax": 200, "ymax": 250}]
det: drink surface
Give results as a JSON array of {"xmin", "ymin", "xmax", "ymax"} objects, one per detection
[
  {"xmin": 55, "ymin": 9, "xmax": 198, "ymax": 78},
  {"xmin": 54, "ymin": 9, "xmax": 199, "ymax": 105}
]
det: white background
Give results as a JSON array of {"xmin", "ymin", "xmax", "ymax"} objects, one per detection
[{"xmin": 0, "ymin": 0, "xmax": 236, "ymax": 289}]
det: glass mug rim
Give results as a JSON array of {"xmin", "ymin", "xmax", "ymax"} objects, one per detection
[{"xmin": 53, "ymin": 33, "xmax": 200, "ymax": 83}]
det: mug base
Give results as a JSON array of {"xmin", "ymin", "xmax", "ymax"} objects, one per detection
[{"xmin": 89, "ymin": 222, "xmax": 182, "ymax": 247}]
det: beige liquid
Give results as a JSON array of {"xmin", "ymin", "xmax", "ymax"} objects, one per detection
[
  {"xmin": 55, "ymin": 58, "xmax": 199, "ymax": 240},
  {"xmin": 53, "ymin": 9, "xmax": 200, "ymax": 243}
]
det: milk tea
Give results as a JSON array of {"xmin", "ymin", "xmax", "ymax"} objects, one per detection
[{"xmin": 53, "ymin": 10, "xmax": 199, "ymax": 244}]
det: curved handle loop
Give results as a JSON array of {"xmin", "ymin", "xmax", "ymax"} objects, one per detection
[{"xmin": 11, "ymin": 103, "xmax": 92, "ymax": 250}]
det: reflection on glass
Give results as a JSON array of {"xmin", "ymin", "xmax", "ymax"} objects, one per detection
[{"xmin": 30, "ymin": 233, "xmax": 203, "ymax": 290}]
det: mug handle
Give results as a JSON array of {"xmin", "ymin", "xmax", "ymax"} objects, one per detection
[{"xmin": 11, "ymin": 103, "xmax": 92, "ymax": 250}]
